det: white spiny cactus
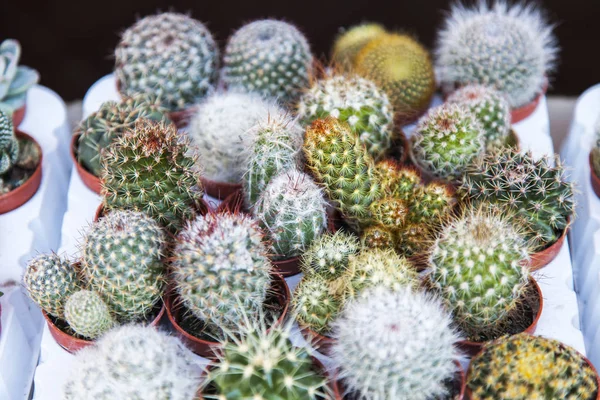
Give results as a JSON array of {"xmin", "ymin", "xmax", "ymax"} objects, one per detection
[{"xmin": 64, "ymin": 290, "xmax": 115, "ymax": 340}]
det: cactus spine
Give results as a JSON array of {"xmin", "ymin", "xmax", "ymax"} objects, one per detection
[
  {"xmin": 64, "ymin": 290, "xmax": 114, "ymax": 339},
  {"xmin": 0, "ymin": 106, "xmax": 18, "ymax": 174},
  {"xmin": 0, "ymin": 39, "xmax": 39, "ymax": 112},
  {"xmin": 331, "ymin": 23, "xmax": 386, "ymax": 69},
  {"xmin": 293, "ymin": 274, "xmax": 342, "ymax": 334},
  {"xmin": 301, "ymin": 230, "xmax": 360, "ymax": 280}
]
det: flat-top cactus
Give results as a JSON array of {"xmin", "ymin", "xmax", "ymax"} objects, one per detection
[
  {"xmin": 411, "ymin": 103, "xmax": 485, "ymax": 181},
  {"xmin": 115, "ymin": 12, "xmax": 219, "ymax": 111},
  {"xmin": 460, "ymin": 149, "xmax": 575, "ymax": 251},
  {"xmin": 101, "ymin": 119, "xmax": 203, "ymax": 233},
  {"xmin": 0, "ymin": 39, "xmax": 39, "ymax": 112},
  {"xmin": 468, "ymin": 333, "xmax": 598, "ymax": 400},
  {"xmin": 436, "ymin": 1, "xmax": 557, "ymax": 109},
  {"xmin": 331, "ymin": 23, "xmax": 386, "ymax": 69},
  {"xmin": 301, "ymin": 230, "xmax": 360, "ymax": 280},
  {"xmin": 331, "ymin": 286, "xmax": 460, "ymax": 400},
  {"xmin": 293, "ymin": 275, "xmax": 342, "ymax": 334},
  {"xmin": 172, "ymin": 213, "xmax": 272, "ymax": 332},
  {"xmin": 64, "ymin": 290, "xmax": 114, "ymax": 340},
  {"xmin": 0, "ymin": 106, "xmax": 18, "ymax": 174},
  {"xmin": 298, "ymin": 74, "xmax": 394, "ymax": 160},
  {"xmin": 82, "ymin": 210, "xmax": 166, "ymax": 322},
  {"xmin": 223, "ymin": 19, "xmax": 313, "ymax": 103}
]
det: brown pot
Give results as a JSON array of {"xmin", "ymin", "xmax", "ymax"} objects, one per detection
[
  {"xmin": 166, "ymin": 273, "xmax": 290, "ymax": 358},
  {"xmin": 510, "ymin": 89, "xmax": 545, "ymax": 124},
  {"xmin": 168, "ymin": 107, "xmax": 197, "ymax": 129},
  {"xmin": 200, "ymin": 177, "xmax": 243, "ymax": 201},
  {"xmin": 312, "ymin": 357, "xmax": 343, "ymax": 400},
  {"xmin": 271, "ymin": 256, "xmax": 301, "ymax": 277},
  {"xmin": 457, "ymin": 277, "xmax": 543, "ymax": 357},
  {"xmin": 70, "ymin": 133, "xmax": 102, "ymax": 194},
  {"xmin": 590, "ymin": 151, "xmax": 600, "ymax": 199},
  {"xmin": 0, "ymin": 131, "xmax": 43, "ymax": 214},
  {"xmin": 528, "ymin": 225, "xmax": 568, "ymax": 271},
  {"xmin": 300, "ymin": 324, "xmax": 336, "ymax": 357},
  {"xmin": 13, "ymin": 104, "xmax": 26, "ymax": 127}
]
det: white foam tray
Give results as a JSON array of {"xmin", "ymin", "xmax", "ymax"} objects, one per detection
[{"xmin": 33, "ymin": 75, "xmax": 585, "ymax": 399}]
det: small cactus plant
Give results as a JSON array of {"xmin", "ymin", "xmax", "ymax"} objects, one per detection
[
  {"xmin": 222, "ymin": 19, "xmax": 313, "ymax": 103},
  {"xmin": 293, "ymin": 274, "xmax": 342, "ymax": 334},
  {"xmin": 331, "ymin": 286, "xmax": 460, "ymax": 400},
  {"xmin": 301, "ymin": 230, "xmax": 360, "ymax": 280},
  {"xmin": 81, "ymin": 210, "xmax": 166, "ymax": 322},
  {"xmin": 411, "ymin": 103, "xmax": 485, "ymax": 181},
  {"xmin": 407, "ymin": 182, "xmax": 456, "ymax": 224},
  {"xmin": 254, "ymin": 169, "xmax": 328, "ymax": 260},
  {"xmin": 0, "ymin": 106, "xmax": 19, "ymax": 175},
  {"xmin": 76, "ymin": 96, "xmax": 170, "ymax": 176},
  {"xmin": 115, "ymin": 12, "xmax": 219, "ymax": 111},
  {"xmin": 64, "ymin": 290, "xmax": 114, "ymax": 340},
  {"xmin": 0, "ymin": 39, "xmax": 39, "ymax": 112},
  {"xmin": 64, "ymin": 325, "xmax": 202, "ymax": 399},
  {"xmin": 376, "ymin": 160, "xmax": 421, "ymax": 201},
  {"xmin": 369, "ymin": 196, "xmax": 408, "ymax": 231},
  {"xmin": 436, "ymin": 1, "xmax": 557, "ymax": 109},
  {"xmin": 396, "ymin": 222, "xmax": 437, "ymax": 258},
  {"xmin": 467, "ymin": 333, "xmax": 598, "ymax": 400},
  {"xmin": 298, "ymin": 74, "xmax": 394, "ymax": 160},
  {"xmin": 101, "ymin": 119, "xmax": 204, "ymax": 233},
  {"xmin": 331, "ymin": 23, "xmax": 386, "ymax": 69},
  {"xmin": 360, "ymin": 225, "xmax": 395, "ymax": 250}
]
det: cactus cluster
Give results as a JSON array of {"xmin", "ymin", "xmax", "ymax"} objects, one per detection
[
  {"xmin": 0, "ymin": 106, "xmax": 19, "ymax": 175},
  {"xmin": 436, "ymin": 1, "xmax": 557, "ymax": 109},
  {"xmin": 222, "ymin": 19, "xmax": 313, "ymax": 103},
  {"xmin": 331, "ymin": 23, "xmax": 386, "ymax": 69},
  {"xmin": 0, "ymin": 39, "xmax": 39, "ymax": 112},
  {"xmin": 467, "ymin": 333, "xmax": 598, "ymax": 400},
  {"xmin": 115, "ymin": 12, "xmax": 219, "ymax": 111},
  {"xmin": 64, "ymin": 290, "xmax": 114, "ymax": 340},
  {"xmin": 64, "ymin": 325, "xmax": 202, "ymax": 399}
]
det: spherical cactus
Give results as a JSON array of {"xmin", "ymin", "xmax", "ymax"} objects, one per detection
[
  {"xmin": 301, "ymin": 230, "xmax": 360, "ymax": 280},
  {"xmin": 447, "ymin": 84, "xmax": 511, "ymax": 151},
  {"xmin": 115, "ymin": 12, "xmax": 219, "ymax": 111},
  {"xmin": 304, "ymin": 117, "xmax": 381, "ymax": 227},
  {"xmin": 76, "ymin": 96, "xmax": 170, "ymax": 176},
  {"xmin": 0, "ymin": 106, "xmax": 18, "ymax": 175},
  {"xmin": 172, "ymin": 213, "xmax": 272, "ymax": 332},
  {"xmin": 64, "ymin": 290, "xmax": 114, "ymax": 340},
  {"xmin": 293, "ymin": 275, "xmax": 342, "ymax": 334},
  {"xmin": 101, "ymin": 119, "xmax": 203, "ymax": 233},
  {"xmin": 396, "ymin": 222, "xmax": 436, "ymax": 258},
  {"xmin": 64, "ymin": 325, "xmax": 202, "ymax": 400},
  {"xmin": 243, "ymin": 113, "xmax": 303, "ymax": 207},
  {"xmin": 23, "ymin": 253, "xmax": 79, "ymax": 318},
  {"xmin": 331, "ymin": 286, "xmax": 460, "ymax": 400},
  {"xmin": 460, "ymin": 149, "xmax": 575, "ymax": 251},
  {"xmin": 188, "ymin": 92, "xmax": 286, "ymax": 184},
  {"xmin": 360, "ymin": 225, "xmax": 395, "ymax": 250},
  {"xmin": 407, "ymin": 182, "xmax": 456, "ymax": 224},
  {"xmin": 411, "ymin": 103, "xmax": 485, "ymax": 181},
  {"xmin": 331, "ymin": 23, "xmax": 386, "ymax": 69},
  {"xmin": 428, "ymin": 208, "xmax": 530, "ymax": 340},
  {"xmin": 222, "ymin": 19, "xmax": 313, "ymax": 103},
  {"xmin": 355, "ymin": 33, "xmax": 435, "ymax": 120},
  {"xmin": 298, "ymin": 74, "xmax": 394, "ymax": 160},
  {"xmin": 435, "ymin": 2, "xmax": 557, "ymax": 109},
  {"xmin": 254, "ymin": 169, "xmax": 328, "ymax": 260},
  {"xmin": 81, "ymin": 210, "xmax": 166, "ymax": 322},
  {"xmin": 467, "ymin": 333, "xmax": 598, "ymax": 400},
  {"xmin": 375, "ymin": 160, "xmax": 421, "ymax": 200},
  {"xmin": 369, "ymin": 196, "xmax": 408, "ymax": 231}
]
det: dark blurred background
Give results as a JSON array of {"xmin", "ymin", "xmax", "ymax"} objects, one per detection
[{"xmin": 0, "ymin": 0, "xmax": 595, "ymax": 101}]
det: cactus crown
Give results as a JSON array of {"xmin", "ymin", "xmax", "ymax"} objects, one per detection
[
  {"xmin": 468, "ymin": 333, "xmax": 598, "ymax": 400},
  {"xmin": 301, "ymin": 230, "xmax": 360, "ymax": 280},
  {"xmin": 115, "ymin": 12, "xmax": 219, "ymax": 111},
  {"xmin": 331, "ymin": 23, "xmax": 386, "ymax": 69},
  {"xmin": 223, "ymin": 19, "xmax": 313, "ymax": 103},
  {"xmin": 0, "ymin": 106, "xmax": 19, "ymax": 175},
  {"xmin": 293, "ymin": 274, "xmax": 342, "ymax": 334},
  {"xmin": 436, "ymin": 1, "xmax": 557, "ymax": 108},
  {"xmin": 331, "ymin": 286, "xmax": 460, "ymax": 400},
  {"xmin": 64, "ymin": 290, "xmax": 114, "ymax": 340},
  {"xmin": 0, "ymin": 39, "xmax": 39, "ymax": 111}
]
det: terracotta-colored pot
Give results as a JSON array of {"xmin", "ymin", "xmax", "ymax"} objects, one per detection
[
  {"xmin": 168, "ymin": 107, "xmax": 197, "ymax": 129},
  {"xmin": 200, "ymin": 177, "xmax": 243, "ymax": 201},
  {"xmin": 0, "ymin": 131, "xmax": 43, "ymax": 214},
  {"xmin": 70, "ymin": 133, "xmax": 102, "ymax": 194},
  {"xmin": 94, "ymin": 203, "xmax": 104, "ymax": 222},
  {"xmin": 312, "ymin": 357, "xmax": 343, "ymax": 400},
  {"xmin": 457, "ymin": 277, "xmax": 543, "ymax": 357},
  {"xmin": 216, "ymin": 189, "xmax": 245, "ymax": 213},
  {"xmin": 300, "ymin": 324, "xmax": 336, "ymax": 357},
  {"xmin": 528, "ymin": 225, "xmax": 569, "ymax": 271},
  {"xmin": 13, "ymin": 104, "xmax": 26, "ymax": 127},
  {"xmin": 271, "ymin": 256, "xmax": 301, "ymax": 277},
  {"xmin": 166, "ymin": 273, "xmax": 290, "ymax": 358},
  {"xmin": 510, "ymin": 89, "xmax": 545, "ymax": 124},
  {"xmin": 590, "ymin": 151, "xmax": 600, "ymax": 199}
]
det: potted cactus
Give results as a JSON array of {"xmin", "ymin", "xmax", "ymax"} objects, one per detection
[
  {"xmin": 0, "ymin": 39, "xmax": 39, "ymax": 127},
  {"xmin": 589, "ymin": 116, "xmax": 600, "ymax": 198}
]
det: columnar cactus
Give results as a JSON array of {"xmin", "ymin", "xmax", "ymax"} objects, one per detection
[
  {"xmin": 411, "ymin": 103, "xmax": 485, "ymax": 181},
  {"xmin": 101, "ymin": 119, "xmax": 203, "ymax": 233},
  {"xmin": 298, "ymin": 74, "xmax": 394, "ymax": 160},
  {"xmin": 331, "ymin": 23, "xmax": 386, "ymax": 69},
  {"xmin": 23, "ymin": 253, "xmax": 79, "ymax": 317},
  {"xmin": 222, "ymin": 19, "xmax": 313, "ymax": 103},
  {"xmin": 467, "ymin": 334, "xmax": 598, "ymax": 400},
  {"xmin": 64, "ymin": 325, "xmax": 202, "ymax": 400},
  {"xmin": 293, "ymin": 275, "xmax": 342, "ymax": 334},
  {"xmin": 355, "ymin": 33, "xmax": 435, "ymax": 119},
  {"xmin": 254, "ymin": 170, "xmax": 328, "ymax": 260},
  {"xmin": 76, "ymin": 96, "xmax": 169, "ymax": 176},
  {"xmin": 115, "ymin": 13, "xmax": 219, "ymax": 111},
  {"xmin": 428, "ymin": 208, "xmax": 530, "ymax": 340},
  {"xmin": 436, "ymin": 1, "xmax": 557, "ymax": 109},
  {"xmin": 301, "ymin": 230, "xmax": 360, "ymax": 280},
  {"xmin": 460, "ymin": 149, "xmax": 575, "ymax": 251},
  {"xmin": 447, "ymin": 84, "xmax": 511, "ymax": 151},
  {"xmin": 188, "ymin": 92, "xmax": 286, "ymax": 183},
  {"xmin": 64, "ymin": 290, "xmax": 114, "ymax": 339},
  {"xmin": 0, "ymin": 39, "xmax": 39, "ymax": 112},
  {"xmin": 81, "ymin": 210, "xmax": 166, "ymax": 322},
  {"xmin": 331, "ymin": 286, "xmax": 460, "ymax": 400},
  {"xmin": 0, "ymin": 106, "xmax": 18, "ymax": 174},
  {"xmin": 172, "ymin": 213, "xmax": 272, "ymax": 332}
]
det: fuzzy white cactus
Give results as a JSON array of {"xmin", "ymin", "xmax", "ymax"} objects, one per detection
[
  {"xmin": 301, "ymin": 230, "xmax": 360, "ymax": 280},
  {"xmin": 64, "ymin": 290, "xmax": 114, "ymax": 340}
]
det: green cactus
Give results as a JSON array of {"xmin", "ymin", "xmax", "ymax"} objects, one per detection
[
  {"xmin": 360, "ymin": 225, "xmax": 395, "ymax": 250},
  {"xmin": 76, "ymin": 96, "xmax": 170, "ymax": 176},
  {"xmin": 460, "ymin": 149, "xmax": 575, "ymax": 251},
  {"xmin": 331, "ymin": 23, "xmax": 386, "ymax": 69},
  {"xmin": 293, "ymin": 275, "xmax": 342, "ymax": 334},
  {"xmin": 467, "ymin": 333, "xmax": 597, "ymax": 400},
  {"xmin": 301, "ymin": 230, "xmax": 360, "ymax": 280},
  {"xmin": 370, "ymin": 196, "xmax": 408, "ymax": 232},
  {"xmin": 0, "ymin": 39, "xmax": 39, "ymax": 112},
  {"xmin": 407, "ymin": 182, "xmax": 456, "ymax": 224},
  {"xmin": 23, "ymin": 253, "xmax": 79, "ymax": 318},
  {"xmin": 411, "ymin": 103, "xmax": 485, "ymax": 181},
  {"xmin": 64, "ymin": 290, "xmax": 114, "ymax": 340},
  {"xmin": 115, "ymin": 12, "xmax": 219, "ymax": 111},
  {"xmin": 375, "ymin": 160, "xmax": 421, "ymax": 200},
  {"xmin": 0, "ymin": 106, "xmax": 19, "ymax": 175},
  {"xmin": 101, "ymin": 119, "xmax": 204, "ymax": 233},
  {"xmin": 298, "ymin": 74, "xmax": 394, "ymax": 160},
  {"xmin": 81, "ymin": 210, "xmax": 166, "ymax": 322},
  {"xmin": 396, "ymin": 222, "xmax": 437, "ymax": 258},
  {"xmin": 222, "ymin": 19, "xmax": 313, "ymax": 103}
]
